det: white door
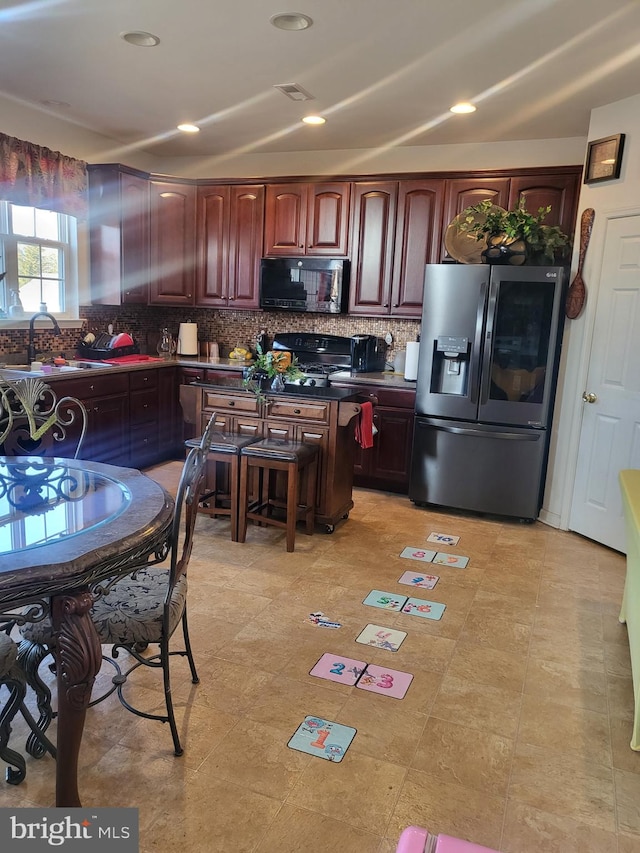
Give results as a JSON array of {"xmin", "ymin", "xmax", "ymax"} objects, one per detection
[{"xmin": 569, "ymin": 214, "xmax": 640, "ymax": 551}]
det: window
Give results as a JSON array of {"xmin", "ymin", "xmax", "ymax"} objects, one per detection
[{"xmin": 0, "ymin": 201, "xmax": 78, "ymax": 319}]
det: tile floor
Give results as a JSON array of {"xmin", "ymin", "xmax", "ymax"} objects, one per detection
[{"xmin": 4, "ymin": 459, "xmax": 640, "ymax": 853}]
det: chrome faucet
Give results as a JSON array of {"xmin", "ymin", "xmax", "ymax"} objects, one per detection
[{"xmin": 27, "ymin": 312, "xmax": 62, "ymax": 364}]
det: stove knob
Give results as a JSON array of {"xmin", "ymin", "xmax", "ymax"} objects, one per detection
[{"xmin": 308, "ymin": 378, "xmax": 316, "ymax": 386}]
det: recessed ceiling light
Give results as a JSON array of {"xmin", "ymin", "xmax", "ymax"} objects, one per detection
[
  {"xmin": 302, "ymin": 115, "xmax": 325, "ymax": 125},
  {"xmin": 121, "ymin": 31, "xmax": 160, "ymax": 47},
  {"xmin": 177, "ymin": 123, "xmax": 200, "ymax": 133},
  {"xmin": 270, "ymin": 13, "xmax": 313, "ymax": 31},
  {"xmin": 450, "ymin": 102, "xmax": 476, "ymax": 114}
]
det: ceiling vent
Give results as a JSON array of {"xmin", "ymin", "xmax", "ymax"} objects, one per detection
[{"xmin": 273, "ymin": 83, "xmax": 314, "ymax": 102}]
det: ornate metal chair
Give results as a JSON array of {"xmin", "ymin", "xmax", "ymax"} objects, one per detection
[
  {"xmin": 20, "ymin": 413, "xmax": 216, "ymax": 756},
  {"xmin": 0, "ymin": 376, "xmax": 87, "ymax": 459},
  {"xmin": 0, "ymin": 630, "xmax": 56, "ymax": 784}
]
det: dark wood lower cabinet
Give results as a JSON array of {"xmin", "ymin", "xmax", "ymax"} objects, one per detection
[
  {"xmin": 332, "ymin": 382, "xmax": 416, "ymax": 493},
  {"xmin": 53, "ymin": 366, "xmax": 177, "ymax": 468}
]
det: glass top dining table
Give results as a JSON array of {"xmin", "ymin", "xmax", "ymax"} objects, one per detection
[{"xmin": 0, "ymin": 455, "xmax": 175, "ymax": 807}]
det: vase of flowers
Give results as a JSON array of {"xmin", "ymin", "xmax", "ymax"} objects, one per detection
[
  {"xmin": 242, "ymin": 345, "xmax": 304, "ymax": 398},
  {"xmin": 458, "ymin": 199, "xmax": 570, "ymax": 265}
]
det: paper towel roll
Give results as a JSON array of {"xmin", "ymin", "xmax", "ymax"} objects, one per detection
[
  {"xmin": 404, "ymin": 340, "xmax": 420, "ymax": 381},
  {"xmin": 178, "ymin": 323, "xmax": 198, "ymax": 356}
]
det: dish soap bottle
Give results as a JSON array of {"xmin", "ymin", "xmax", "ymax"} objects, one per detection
[{"xmin": 8, "ymin": 289, "xmax": 24, "ymax": 318}]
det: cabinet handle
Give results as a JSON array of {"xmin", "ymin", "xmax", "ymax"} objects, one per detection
[
  {"xmin": 294, "ymin": 408, "xmax": 301, "ymax": 414},
  {"xmin": 393, "ymin": 302, "xmax": 398, "ymax": 307},
  {"xmin": 229, "ymin": 400, "xmax": 235, "ymax": 407},
  {"xmin": 187, "ymin": 293, "xmax": 192, "ymax": 298},
  {"xmin": 143, "ymin": 376, "xmax": 148, "ymax": 382},
  {"xmin": 384, "ymin": 303, "xmax": 388, "ymax": 308},
  {"xmin": 143, "ymin": 403, "xmax": 149, "ymax": 408},
  {"xmin": 90, "ymin": 384, "xmax": 95, "ymax": 392},
  {"xmin": 93, "ymin": 406, "xmax": 99, "ymax": 413}
]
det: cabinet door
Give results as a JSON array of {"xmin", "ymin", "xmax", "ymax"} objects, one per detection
[
  {"xmin": 120, "ymin": 172, "xmax": 150, "ymax": 304},
  {"xmin": 369, "ymin": 407, "xmax": 414, "ymax": 491},
  {"xmin": 88, "ymin": 166, "xmax": 149, "ymax": 306},
  {"xmin": 306, "ymin": 183, "xmax": 350, "ymax": 255},
  {"xmin": 196, "ymin": 185, "xmax": 229, "ymax": 306},
  {"xmin": 228, "ymin": 184, "xmax": 265, "ymax": 308},
  {"xmin": 391, "ymin": 180, "xmax": 444, "ymax": 317},
  {"xmin": 264, "ymin": 183, "xmax": 307, "ymax": 255},
  {"xmin": 84, "ymin": 393, "xmax": 130, "ymax": 465},
  {"xmin": 149, "ymin": 180, "xmax": 197, "ymax": 305},
  {"xmin": 508, "ymin": 173, "xmax": 580, "ymax": 238},
  {"xmin": 349, "ymin": 182, "xmax": 397, "ymax": 315}
]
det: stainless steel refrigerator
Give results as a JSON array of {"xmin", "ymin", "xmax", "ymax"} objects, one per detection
[{"xmin": 408, "ymin": 264, "xmax": 565, "ymax": 521}]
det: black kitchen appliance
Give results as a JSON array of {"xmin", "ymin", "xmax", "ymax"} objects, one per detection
[
  {"xmin": 260, "ymin": 258, "xmax": 349, "ymax": 313},
  {"xmin": 408, "ymin": 264, "xmax": 565, "ymax": 521},
  {"xmin": 271, "ymin": 332, "xmax": 352, "ymax": 386},
  {"xmin": 350, "ymin": 334, "xmax": 387, "ymax": 374}
]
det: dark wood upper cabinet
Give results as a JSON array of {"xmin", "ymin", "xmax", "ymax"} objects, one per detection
[
  {"xmin": 264, "ymin": 182, "xmax": 350, "ymax": 255},
  {"xmin": 348, "ymin": 182, "xmax": 397, "ymax": 315},
  {"xmin": 508, "ymin": 173, "xmax": 579, "ymax": 238},
  {"xmin": 148, "ymin": 180, "xmax": 197, "ymax": 305},
  {"xmin": 196, "ymin": 184, "xmax": 264, "ymax": 309},
  {"xmin": 228, "ymin": 184, "xmax": 265, "ymax": 308},
  {"xmin": 390, "ymin": 180, "xmax": 445, "ymax": 317},
  {"xmin": 196, "ymin": 185, "xmax": 228, "ymax": 305},
  {"xmin": 88, "ymin": 165, "xmax": 150, "ymax": 306}
]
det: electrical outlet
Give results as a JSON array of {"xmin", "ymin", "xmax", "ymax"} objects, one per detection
[{"xmin": 384, "ymin": 332, "xmax": 393, "ymax": 345}]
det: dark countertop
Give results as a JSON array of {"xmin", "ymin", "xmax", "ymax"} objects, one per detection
[
  {"xmin": 190, "ymin": 377, "xmax": 360, "ymax": 402},
  {"xmin": 329, "ymin": 369, "xmax": 416, "ymax": 389}
]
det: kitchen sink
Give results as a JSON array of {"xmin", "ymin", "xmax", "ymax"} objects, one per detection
[{"xmin": 0, "ymin": 361, "xmax": 114, "ymax": 379}]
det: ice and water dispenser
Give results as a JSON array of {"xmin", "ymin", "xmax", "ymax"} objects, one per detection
[{"xmin": 431, "ymin": 336, "xmax": 469, "ymax": 395}]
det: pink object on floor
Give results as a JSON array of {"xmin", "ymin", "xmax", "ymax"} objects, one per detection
[{"xmin": 396, "ymin": 825, "xmax": 499, "ymax": 853}]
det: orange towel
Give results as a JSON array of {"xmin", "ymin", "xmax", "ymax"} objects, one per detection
[{"xmin": 355, "ymin": 401, "xmax": 374, "ymax": 449}]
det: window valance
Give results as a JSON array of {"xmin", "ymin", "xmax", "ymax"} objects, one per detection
[{"xmin": 0, "ymin": 132, "xmax": 87, "ymax": 218}]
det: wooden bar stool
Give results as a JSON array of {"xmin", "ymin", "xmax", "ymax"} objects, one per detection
[
  {"xmin": 185, "ymin": 428, "xmax": 260, "ymax": 541},
  {"xmin": 238, "ymin": 438, "xmax": 319, "ymax": 552}
]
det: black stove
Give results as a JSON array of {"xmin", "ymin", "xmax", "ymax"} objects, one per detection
[{"xmin": 272, "ymin": 333, "xmax": 352, "ymax": 387}]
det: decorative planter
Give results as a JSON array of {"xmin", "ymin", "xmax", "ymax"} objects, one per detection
[{"xmin": 481, "ymin": 234, "xmax": 527, "ymax": 265}]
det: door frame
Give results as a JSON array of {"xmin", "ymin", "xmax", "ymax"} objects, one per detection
[{"xmin": 540, "ymin": 202, "xmax": 640, "ymax": 537}]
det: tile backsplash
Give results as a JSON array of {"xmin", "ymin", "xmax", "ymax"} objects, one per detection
[{"xmin": 0, "ymin": 306, "xmax": 420, "ymax": 363}]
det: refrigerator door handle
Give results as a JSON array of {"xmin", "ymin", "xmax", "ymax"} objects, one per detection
[
  {"xmin": 470, "ymin": 280, "xmax": 488, "ymax": 406},
  {"xmin": 417, "ymin": 421, "xmax": 541, "ymax": 441},
  {"xmin": 479, "ymin": 278, "xmax": 498, "ymax": 405}
]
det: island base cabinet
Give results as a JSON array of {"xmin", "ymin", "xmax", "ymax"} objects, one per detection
[{"xmin": 184, "ymin": 385, "xmax": 361, "ymax": 531}]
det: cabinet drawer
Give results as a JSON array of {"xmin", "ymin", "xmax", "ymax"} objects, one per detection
[
  {"xmin": 130, "ymin": 369, "xmax": 159, "ymax": 391},
  {"xmin": 130, "ymin": 388, "xmax": 158, "ymax": 424},
  {"xmin": 66, "ymin": 372, "xmax": 129, "ymax": 400},
  {"xmin": 203, "ymin": 391, "xmax": 259, "ymax": 415},
  {"xmin": 332, "ymin": 383, "xmax": 415, "ymax": 409},
  {"xmin": 267, "ymin": 399, "xmax": 330, "ymax": 423}
]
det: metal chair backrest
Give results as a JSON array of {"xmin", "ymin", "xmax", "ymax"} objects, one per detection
[
  {"xmin": 0, "ymin": 377, "xmax": 88, "ymax": 459},
  {"xmin": 167, "ymin": 441, "xmax": 208, "ymax": 595}
]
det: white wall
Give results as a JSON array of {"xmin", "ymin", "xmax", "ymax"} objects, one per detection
[
  {"xmin": 152, "ymin": 137, "xmax": 586, "ymax": 179},
  {"xmin": 1, "ymin": 92, "xmax": 585, "ymax": 177},
  {"xmin": 541, "ymin": 92, "xmax": 640, "ymax": 528},
  {"xmin": 0, "ymin": 94, "xmax": 159, "ymax": 172}
]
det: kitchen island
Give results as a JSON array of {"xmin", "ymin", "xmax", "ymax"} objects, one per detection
[{"xmin": 180, "ymin": 379, "xmax": 362, "ymax": 532}]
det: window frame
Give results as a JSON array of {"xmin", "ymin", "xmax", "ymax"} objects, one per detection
[{"xmin": 0, "ymin": 201, "xmax": 79, "ymax": 321}]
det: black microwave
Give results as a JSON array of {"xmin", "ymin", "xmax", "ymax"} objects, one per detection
[{"xmin": 259, "ymin": 257, "xmax": 349, "ymax": 313}]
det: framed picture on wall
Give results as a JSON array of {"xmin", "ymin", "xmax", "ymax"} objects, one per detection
[{"xmin": 584, "ymin": 133, "xmax": 625, "ymax": 184}]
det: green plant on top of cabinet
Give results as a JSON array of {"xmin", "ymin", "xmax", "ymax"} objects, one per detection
[
  {"xmin": 264, "ymin": 182, "xmax": 351, "ymax": 256},
  {"xmin": 148, "ymin": 179, "xmax": 197, "ymax": 305},
  {"xmin": 88, "ymin": 165, "xmax": 150, "ymax": 306},
  {"xmin": 196, "ymin": 184, "xmax": 265, "ymax": 308},
  {"xmin": 507, "ymin": 173, "xmax": 579, "ymax": 240}
]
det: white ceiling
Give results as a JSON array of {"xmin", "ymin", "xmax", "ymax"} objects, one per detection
[{"xmin": 2, "ymin": 0, "xmax": 640, "ymax": 159}]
